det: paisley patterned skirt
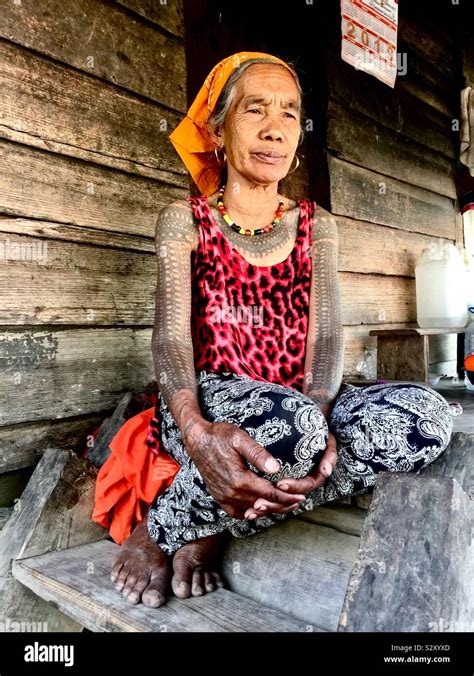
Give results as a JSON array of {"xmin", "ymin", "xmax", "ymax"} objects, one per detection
[{"xmin": 147, "ymin": 370, "xmax": 454, "ymax": 555}]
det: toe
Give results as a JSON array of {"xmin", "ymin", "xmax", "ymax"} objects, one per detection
[
  {"xmin": 110, "ymin": 558, "xmax": 124, "ymax": 583},
  {"xmin": 142, "ymin": 569, "xmax": 169, "ymax": 608},
  {"xmin": 212, "ymin": 571, "xmax": 225, "ymax": 588},
  {"xmin": 172, "ymin": 557, "xmax": 193, "ymax": 599},
  {"xmin": 203, "ymin": 571, "xmax": 216, "ymax": 593},
  {"xmin": 191, "ymin": 569, "xmax": 205, "ymax": 596},
  {"xmin": 115, "ymin": 564, "xmax": 131, "ymax": 591},
  {"xmin": 122, "ymin": 573, "xmax": 139, "ymax": 598},
  {"xmin": 125, "ymin": 572, "xmax": 150, "ymax": 605},
  {"xmin": 142, "ymin": 589, "xmax": 165, "ymax": 608}
]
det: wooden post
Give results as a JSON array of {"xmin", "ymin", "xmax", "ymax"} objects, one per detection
[
  {"xmin": 338, "ymin": 472, "xmax": 473, "ymax": 632},
  {"xmin": 376, "ymin": 334, "xmax": 429, "ymax": 382},
  {"xmin": 0, "ymin": 448, "xmax": 108, "ymax": 631}
]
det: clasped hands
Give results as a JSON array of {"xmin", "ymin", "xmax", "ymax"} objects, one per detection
[
  {"xmin": 245, "ymin": 430, "xmax": 338, "ymax": 519},
  {"xmin": 186, "ymin": 419, "xmax": 338, "ymax": 522}
]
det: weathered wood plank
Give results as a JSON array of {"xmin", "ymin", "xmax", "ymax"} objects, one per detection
[
  {"xmin": 0, "ymin": 140, "xmax": 187, "ymax": 232},
  {"xmin": 13, "ymin": 540, "xmax": 309, "ymax": 632},
  {"xmin": 327, "ymin": 100, "xmax": 457, "ymax": 199},
  {"xmin": 329, "ymin": 157, "xmax": 456, "ymax": 238},
  {"xmin": 398, "ymin": 11, "xmax": 455, "ymax": 77},
  {"xmin": 376, "ymin": 334, "xmax": 429, "ymax": 382},
  {"xmin": 0, "ymin": 328, "xmax": 154, "ymax": 425},
  {"xmin": 336, "ymin": 215, "xmax": 445, "ymax": 277},
  {"xmin": 0, "ymin": 0, "xmax": 186, "ymax": 110},
  {"xmin": 0, "ymin": 450, "xmax": 107, "ymax": 586},
  {"xmin": 0, "ymin": 449, "xmax": 108, "ymax": 631},
  {"xmin": 0, "ymin": 414, "xmax": 104, "ymax": 473},
  {"xmin": 88, "ymin": 393, "xmax": 132, "ymax": 467},
  {"xmin": 0, "ymin": 579, "xmax": 82, "ymax": 632},
  {"xmin": 338, "ymin": 473, "xmax": 473, "ymax": 632},
  {"xmin": 297, "ymin": 503, "xmax": 367, "ymax": 537},
  {"xmin": 327, "ymin": 23, "xmax": 455, "ymax": 117},
  {"xmin": 222, "ymin": 518, "xmax": 360, "ymax": 632},
  {"xmin": 114, "ymin": 0, "xmax": 184, "ymax": 37},
  {"xmin": 327, "ymin": 58, "xmax": 456, "ymax": 159},
  {"xmin": 420, "ymin": 432, "xmax": 474, "ymax": 500},
  {"xmin": 0, "ymin": 217, "xmax": 155, "ymax": 253},
  {"xmin": 340, "ymin": 272, "xmax": 416, "ymax": 326},
  {"xmin": 0, "ymin": 235, "xmax": 156, "ymax": 325},
  {"xmin": 369, "ymin": 328, "xmax": 467, "ymax": 336},
  {"xmin": 0, "ymin": 41, "xmax": 185, "ymax": 181},
  {"xmin": 0, "ymin": 231, "xmax": 417, "ymax": 327}
]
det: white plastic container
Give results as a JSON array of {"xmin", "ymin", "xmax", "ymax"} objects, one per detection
[{"xmin": 415, "ymin": 241, "xmax": 469, "ymax": 329}]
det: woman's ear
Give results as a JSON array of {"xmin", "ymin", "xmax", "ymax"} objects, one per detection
[
  {"xmin": 214, "ymin": 133, "xmax": 225, "ymax": 151},
  {"xmin": 207, "ymin": 121, "xmax": 225, "ymax": 150}
]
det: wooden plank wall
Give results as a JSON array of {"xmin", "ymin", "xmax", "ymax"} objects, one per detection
[
  {"xmin": 324, "ymin": 3, "xmax": 464, "ymax": 378},
  {"xmin": 0, "ymin": 0, "xmax": 188, "ymax": 499}
]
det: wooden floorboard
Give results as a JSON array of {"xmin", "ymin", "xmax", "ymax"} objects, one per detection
[
  {"xmin": 13, "ymin": 540, "xmax": 317, "ymax": 633},
  {"xmin": 222, "ymin": 518, "xmax": 360, "ymax": 632}
]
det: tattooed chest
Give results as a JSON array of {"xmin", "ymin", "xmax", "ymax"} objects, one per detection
[{"xmin": 209, "ymin": 206, "xmax": 300, "ymax": 267}]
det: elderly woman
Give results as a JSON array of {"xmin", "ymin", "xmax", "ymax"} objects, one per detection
[{"xmin": 102, "ymin": 52, "xmax": 454, "ymax": 609}]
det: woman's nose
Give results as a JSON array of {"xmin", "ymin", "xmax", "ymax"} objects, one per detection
[{"xmin": 260, "ymin": 121, "xmax": 284, "ymax": 142}]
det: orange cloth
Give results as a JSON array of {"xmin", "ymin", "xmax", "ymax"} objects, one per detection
[
  {"xmin": 92, "ymin": 407, "xmax": 180, "ymax": 545},
  {"xmin": 168, "ymin": 51, "xmax": 295, "ymax": 196}
]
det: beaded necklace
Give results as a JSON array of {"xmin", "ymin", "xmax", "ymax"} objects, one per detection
[{"xmin": 216, "ymin": 185, "xmax": 286, "ymax": 236}]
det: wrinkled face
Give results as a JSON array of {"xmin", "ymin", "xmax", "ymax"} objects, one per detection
[{"xmin": 214, "ymin": 63, "xmax": 302, "ymax": 186}]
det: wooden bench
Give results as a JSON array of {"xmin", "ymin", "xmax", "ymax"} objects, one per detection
[{"xmin": 0, "ymin": 435, "xmax": 472, "ymax": 633}]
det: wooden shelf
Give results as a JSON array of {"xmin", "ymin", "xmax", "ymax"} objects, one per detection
[{"xmin": 369, "ymin": 327, "xmax": 467, "ymax": 336}]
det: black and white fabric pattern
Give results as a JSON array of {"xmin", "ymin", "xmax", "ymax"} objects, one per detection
[{"xmin": 147, "ymin": 370, "xmax": 454, "ymax": 555}]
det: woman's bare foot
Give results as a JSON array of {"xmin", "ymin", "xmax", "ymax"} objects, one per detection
[
  {"xmin": 110, "ymin": 519, "xmax": 171, "ymax": 608},
  {"xmin": 110, "ymin": 520, "xmax": 229, "ymax": 606},
  {"xmin": 171, "ymin": 531, "xmax": 229, "ymax": 599}
]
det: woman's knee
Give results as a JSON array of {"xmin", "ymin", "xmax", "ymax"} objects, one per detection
[
  {"xmin": 388, "ymin": 383, "xmax": 454, "ymax": 463},
  {"xmin": 247, "ymin": 387, "xmax": 329, "ymax": 477},
  {"xmin": 196, "ymin": 371, "xmax": 329, "ymax": 477}
]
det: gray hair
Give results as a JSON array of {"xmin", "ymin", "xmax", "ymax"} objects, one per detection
[{"xmin": 206, "ymin": 57, "xmax": 306, "ymax": 148}]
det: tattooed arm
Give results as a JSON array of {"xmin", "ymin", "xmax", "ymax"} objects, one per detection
[
  {"xmin": 151, "ymin": 200, "xmax": 206, "ymax": 444},
  {"xmin": 302, "ymin": 206, "xmax": 345, "ymax": 422}
]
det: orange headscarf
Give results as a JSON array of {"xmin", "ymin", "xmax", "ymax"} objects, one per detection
[{"xmin": 169, "ymin": 52, "xmax": 296, "ymax": 197}]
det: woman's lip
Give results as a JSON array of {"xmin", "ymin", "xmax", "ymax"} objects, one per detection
[{"xmin": 252, "ymin": 152, "xmax": 285, "ymax": 164}]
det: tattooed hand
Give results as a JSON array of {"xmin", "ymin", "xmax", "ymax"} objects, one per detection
[
  {"xmin": 243, "ymin": 431, "xmax": 339, "ymax": 517},
  {"xmin": 185, "ymin": 419, "xmax": 307, "ymax": 519}
]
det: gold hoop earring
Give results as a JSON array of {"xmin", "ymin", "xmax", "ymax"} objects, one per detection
[
  {"xmin": 287, "ymin": 154, "xmax": 300, "ymax": 174},
  {"xmin": 214, "ymin": 147, "xmax": 227, "ymax": 166}
]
